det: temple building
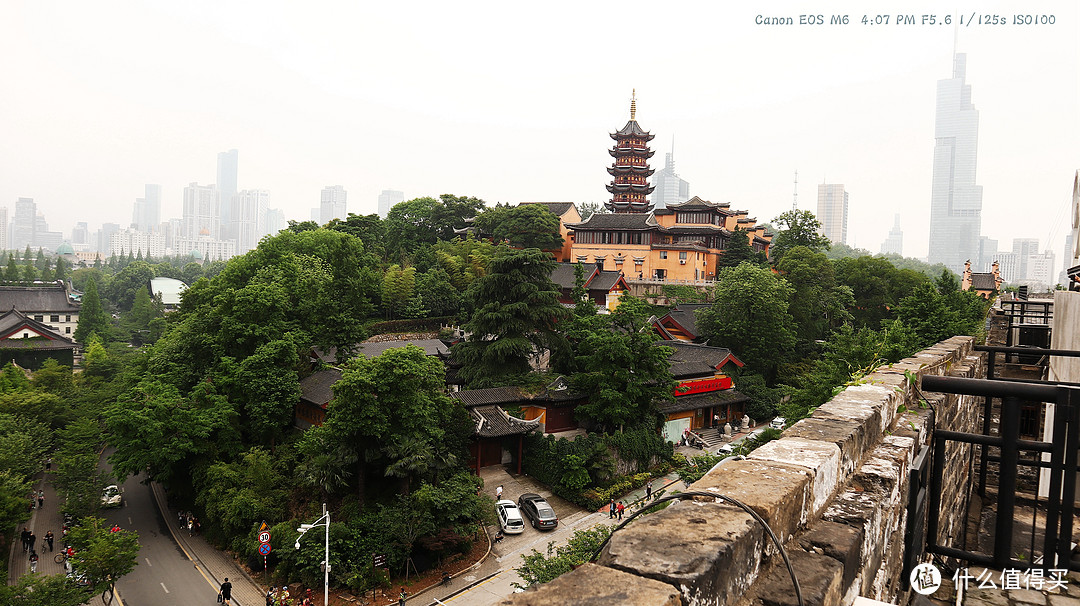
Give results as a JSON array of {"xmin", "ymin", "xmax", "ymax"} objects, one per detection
[
  {"xmin": 606, "ymin": 91, "xmax": 656, "ymax": 213},
  {"xmin": 567, "ymin": 95, "xmax": 772, "ymax": 282}
]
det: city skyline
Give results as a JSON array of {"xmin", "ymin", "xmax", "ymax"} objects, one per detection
[{"xmin": 1, "ymin": 1, "xmax": 1076, "ymax": 264}]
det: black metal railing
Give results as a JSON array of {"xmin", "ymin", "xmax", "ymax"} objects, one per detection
[
  {"xmin": 921, "ymin": 375, "xmax": 1080, "ymax": 572},
  {"xmin": 1000, "ymin": 299, "xmax": 1053, "ymax": 327}
]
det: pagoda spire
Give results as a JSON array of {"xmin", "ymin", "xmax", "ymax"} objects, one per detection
[{"xmin": 606, "ymin": 91, "xmax": 655, "ymax": 213}]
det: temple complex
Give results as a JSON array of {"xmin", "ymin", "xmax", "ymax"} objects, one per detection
[{"xmin": 606, "ymin": 90, "xmax": 656, "ymax": 213}]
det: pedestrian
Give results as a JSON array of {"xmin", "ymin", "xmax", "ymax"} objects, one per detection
[
  {"xmin": 29, "ymin": 550, "xmax": 38, "ymax": 573},
  {"xmin": 495, "ymin": 485, "xmax": 503, "ymax": 500},
  {"xmin": 178, "ymin": 510, "xmax": 186, "ymax": 528},
  {"xmin": 617, "ymin": 501, "xmax": 625, "ymax": 520},
  {"xmin": 713, "ymin": 412, "xmax": 720, "ymax": 428},
  {"xmin": 646, "ymin": 480, "xmax": 653, "ymax": 500},
  {"xmin": 218, "ymin": 577, "xmax": 233, "ymax": 605},
  {"xmin": 110, "ymin": 524, "xmax": 121, "ymax": 533},
  {"xmin": 44, "ymin": 530, "xmax": 54, "ymax": 552},
  {"xmin": 187, "ymin": 517, "xmax": 194, "ymax": 536},
  {"xmin": 28, "ymin": 531, "xmax": 36, "ymax": 553},
  {"xmin": 21, "ymin": 527, "xmax": 30, "ymax": 552},
  {"xmin": 37, "ymin": 489, "xmax": 44, "ymax": 509},
  {"xmin": 399, "ymin": 587, "xmax": 407, "ymax": 605},
  {"xmin": 265, "ymin": 588, "xmax": 274, "ymax": 606},
  {"xmin": 45, "ymin": 457, "xmax": 51, "ymax": 471}
]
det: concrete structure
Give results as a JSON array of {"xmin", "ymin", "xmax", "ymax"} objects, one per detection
[
  {"xmin": 1025, "ymin": 249, "xmax": 1055, "ymax": 288},
  {"xmin": 651, "ymin": 151, "xmax": 690, "ymax": 210},
  {"xmin": 977, "ymin": 235, "xmax": 998, "ymax": 272},
  {"xmin": 928, "ymin": 53, "xmax": 983, "ymax": 274},
  {"xmin": 234, "ymin": 189, "xmax": 269, "ymax": 253},
  {"xmin": 606, "ymin": 91, "xmax": 655, "ymax": 213},
  {"xmin": 182, "ymin": 183, "xmax": 220, "ymax": 240},
  {"xmin": 378, "ymin": 189, "xmax": 404, "ymax": 219},
  {"xmin": 149, "ymin": 277, "xmax": 187, "ymax": 310},
  {"xmin": 216, "ymin": 149, "xmax": 238, "ymax": 227},
  {"xmin": 995, "ymin": 252, "xmax": 1019, "ymax": 283},
  {"xmin": 70, "ymin": 221, "xmax": 89, "ymax": 250},
  {"xmin": 0, "ymin": 207, "xmax": 7, "ymax": 252},
  {"xmin": 132, "ymin": 184, "xmax": 161, "ymax": 233},
  {"xmin": 109, "ymin": 228, "xmax": 165, "ymax": 259},
  {"xmin": 879, "ymin": 214, "xmax": 903, "ymax": 256},
  {"xmin": 319, "ymin": 185, "xmax": 347, "ymax": 225},
  {"xmin": 9, "ymin": 197, "xmax": 62, "ymax": 252},
  {"xmin": 816, "ymin": 183, "xmax": 849, "ymax": 245}
]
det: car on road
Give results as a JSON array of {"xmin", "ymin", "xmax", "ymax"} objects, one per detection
[
  {"xmin": 101, "ymin": 485, "xmax": 123, "ymax": 508},
  {"xmin": 495, "ymin": 499, "xmax": 525, "ymax": 534},
  {"xmin": 517, "ymin": 493, "xmax": 558, "ymax": 530},
  {"xmin": 770, "ymin": 417, "xmax": 786, "ymax": 430}
]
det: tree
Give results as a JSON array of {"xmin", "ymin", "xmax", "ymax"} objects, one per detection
[
  {"xmin": 514, "ymin": 525, "xmax": 614, "ymax": 587},
  {"xmin": 385, "ymin": 197, "xmax": 441, "ymax": 256},
  {"xmin": 717, "ymin": 227, "xmax": 767, "ymax": 269},
  {"xmin": 768, "ymin": 209, "xmax": 831, "ymax": 262},
  {"xmin": 381, "ymin": 264, "xmax": 417, "ymax": 319},
  {"xmin": 105, "ymin": 261, "xmax": 155, "ymax": 312},
  {"xmin": 698, "ymin": 263, "xmax": 797, "ymax": 384},
  {"xmin": 74, "ymin": 278, "xmax": 112, "ymax": 343},
  {"xmin": 195, "ymin": 447, "xmax": 288, "ymax": 553},
  {"xmin": 54, "ymin": 256, "xmax": 68, "ymax": 283},
  {"xmin": 833, "ymin": 256, "xmax": 931, "ymax": 329},
  {"xmin": 327, "ymin": 213, "xmax": 386, "ymax": 257},
  {"xmin": 66, "ymin": 517, "xmax": 140, "ymax": 605},
  {"xmin": 234, "ymin": 336, "xmax": 302, "ymax": 447},
  {"xmin": 775, "ymin": 246, "xmax": 854, "ymax": 343},
  {"xmin": 415, "ymin": 268, "xmax": 461, "ymax": 317},
  {"xmin": 577, "ymin": 202, "xmax": 607, "ymax": 221},
  {"xmin": 0, "ymin": 573, "xmax": 92, "ymax": 606},
  {"xmin": 5, "ymin": 253, "xmax": 20, "ymax": 282},
  {"xmin": 475, "ymin": 204, "xmax": 564, "ymax": 251},
  {"xmin": 453, "ymin": 248, "xmax": 568, "ymax": 387},
  {"xmin": 571, "ymin": 297, "xmax": 675, "ymax": 432}
]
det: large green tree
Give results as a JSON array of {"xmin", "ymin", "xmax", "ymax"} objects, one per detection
[
  {"xmin": 698, "ymin": 263, "xmax": 797, "ymax": 384},
  {"xmin": 0, "ymin": 574, "xmax": 92, "ymax": 606},
  {"xmin": 768, "ymin": 209, "xmax": 831, "ymax": 262},
  {"xmin": 717, "ymin": 227, "xmax": 767, "ymax": 270},
  {"xmin": 105, "ymin": 261, "xmax": 155, "ymax": 312},
  {"xmin": 775, "ymin": 246, "xmax": 854, "ymax": 343},
  {"xmin": 67, "ymin": 517, "xmax": 140, "ymax": 605},
  {"xmin": 454, "ymin": 247, "xmax": 568, "ymax": 387},
  {"xmin": 833, "ymin": 256, "xmax": 930, "ymax": 328},
  {"xmin": 475, "ymin": 204, "xmax": 564, "ymax": 251},
  {"xmin": 74, "ymin": 278, "xmax": 112, "ymax": 343}
]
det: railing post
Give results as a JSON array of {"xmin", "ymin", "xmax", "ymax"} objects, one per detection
[{"xmin": 995, "ymin": 396, "xmax": 1021, "ymax": 569}]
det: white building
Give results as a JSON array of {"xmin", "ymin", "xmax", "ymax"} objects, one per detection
[
  {"xmin": 132, "ymin": 184, "xmax": 162, "ymax": 233},
  {"xmin": 234, "ymin": 189, "xmax": 269, "ymax": 253},
  {"xmin": 651, "ymin": 153, "xmax": 689, "ymax": 210},
  {"xmin": 183, "ymin": 183, "xmax": 220, "ymax": 240},
  {"xmin": 174, "ymin": 235, "xmax": 237, "ymax": 261},
  {"xmin": 320, "ymin": 185, "xmax": 347, "ymax": 224},
  {"xmin": 109, "ymin": 229, "xmax": 165, "ymax": 259},
  {"xmin": 264, "ymin": 208, "xmax": 285, "ymax": 237},
  {"xmin": 879, "ymin": 214, "xmax": 903, "ymax": 256},
  {"xmin": 816, "ymin": 184, "xmax": 849, "ymax": 245},
  {"xmin": 378, "ymin": 189, "xmax": 404, "ymax": 218}
]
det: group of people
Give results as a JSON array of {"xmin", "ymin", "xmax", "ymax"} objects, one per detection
[
  {"xmin": 178, "ymin": 511, "xmax": 201, "ymax": 536},
  {"xmin": 262, "ymin": 585, "xmax": 315, "ymax": 606},
  {"xmin": 20, "ymin": 527, "xmax": 57, "ymax": 573},
  {"xmin": 607, "ymin": 498, "xmax": 626, "ymax": 520},
  {"xmin": 28, "ymin": 489, "xmax": 44, "ymax": 511}
]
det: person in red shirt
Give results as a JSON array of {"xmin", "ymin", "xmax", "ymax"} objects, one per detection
[{"xmin": 110, "ymin": 524, "xmax": 121, "ymax": 533}]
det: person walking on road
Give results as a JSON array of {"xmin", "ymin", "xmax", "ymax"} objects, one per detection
[
  {"xmin": 399, "ymin": 587, "xmax": 407, "ymax": 605},
  {"xmin": 495, "ymin": 485, "xmax": 503, "ymax": 500},
  {"xmin": 29, "ymin": 550, "xmax": 38, "ymax": 573},
  {"xmin": 44, "ymin": 530, "xmax": 54, "ymax": 552},
  {"xmin": 617, "ymin": 501, "xmax": 625, "ymax": 520},
  {"xmin": 37, "ymin": 489, "xmax": 44, "ymax": 509},
  {"xmin": 218, "ymin": 577, "xmax": 233, "ymax": 605},
  {"xmin": 609, "ymin": 497, "xmax": 616, "ymax": 519},
  {"xmin": 646, "ymin": 480, "xmax": 653, "ymax": 500},
  {"xmin": 28, "ymin": 531, "xmax": 36, "ymax": 553},
  {"xmin": 20, "ymin": 527, "xmax": 30, "ymax": 552}
]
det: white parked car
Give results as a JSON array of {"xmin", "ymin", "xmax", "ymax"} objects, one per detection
[
  {"xmin": 770, "ymin": 417, "xmax": 786, "ymax": 430},
  {"xmin": 495, "ymin": 499, "xmax": 525, "ymax": 534},
  {"xmin": 101, "ymin": 485, "xmax": 123, "ymax": 508}
]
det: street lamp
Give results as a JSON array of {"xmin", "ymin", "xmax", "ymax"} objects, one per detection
[{"xmin": 295, "ymin": 505, "xmax": 330, "ymax": 606}]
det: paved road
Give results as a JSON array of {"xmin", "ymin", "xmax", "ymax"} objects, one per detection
[{"xmin": 103, "ymin": 472, "xmax": 223, "ymax": 605}]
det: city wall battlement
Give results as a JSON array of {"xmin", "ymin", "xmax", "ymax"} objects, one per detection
[{"xmin": 500, "ymin": 336, "xmax": 982, "ymax": 606}]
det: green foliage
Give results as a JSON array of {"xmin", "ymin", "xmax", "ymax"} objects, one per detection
[
  {"xmin": 454, "ymin": 247, "xmax": 567, "ymax": 388},
  {"xmin": 776, "ymin": 246, "xmax": 854, "ymax": 343},
  {"xmin": 0, "ymin": 413, "xmax": 51, "ymax": 482},
  {"xmin": 717, "ymin": 227, "xmax": 768, "ymax": 269},
  {"xmin": 514, "ymin": 524, "xmax": 613, "ymax": 588},
  {"xmin": 677, "ymin": 453, "xmax": 725, "ymax": 484},
  {"xmin": 105, "ymin": 261, "xmax": 155, "ymax": 311},
  {"xmin": 366, "ymin": 316, "xmax": 455, "ymax": 338},
  {"xmin": 385, "ymin": 195, "xmax": 485, "ymax": 257},
  {"xmin": 769, "ymin": 209, "xmax": 831, "ymax": 261},
  {"xmin": 381, "ymin": 264, "xmax": 417, "ymax": 319},
  {"xmin": 660, "ymin": 284, "xmax": 709, "ymax": 304},
  {"xmin": 571, "ymin": 297, "xmax": 675, "ymax": 431},
  {"xmin": 67, "ymin": 517, "xmax": 140, "ymax": 602},
  {"xmin": 734, "ymin": 373, "xmax": 785, "ymax": 422},
  {"xmin": 196, "ymin": 448, "xmax": 289, "ymax": 553},
  {"xmin": 74, "ymin": 278, "xmax": 112, "ymax": 343},
  {"xmin": 0, "ymin": 573, "xmax": 93, "ymax": 606},
  {"xmin": 432, "ymin": 236, "xmax": 496, "ymax": 291},
  {"xmin": 475, "ymin": 204, "xmax": 564, "ymax": 250},
  {"xmin": 833, "ymin": 255, "xmax": 931, "ymax": 329},
  {"xmin": 698, "ymin": 263, "xmax": 796, "ymax": 384},
  {"xmin": 415, "ymin": 268, "xmax": 462, "ymax": 317},
  {"xmin": 326, "ymin": 213, "xmax": 386, "ymax": 257}
]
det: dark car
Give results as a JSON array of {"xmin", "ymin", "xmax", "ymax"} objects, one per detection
[{"xmin": 517, "ymin": 493, "xmax": 558, "ymax": 530}]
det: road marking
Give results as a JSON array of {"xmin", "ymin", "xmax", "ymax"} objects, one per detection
[
  {"xmin": 128, "ymin": 517, "xmax": 132, "ymax": 525},
  {"xmin": 443, "ymin": 570, "xmax": 506, "ymax": 602},
  {"xmin": 144, "ymin": 557, "xmax": 152, "ymax": 566},
  {"xmin": 161, "ymin": 582, "xmax": 169, "ymax": 593}
]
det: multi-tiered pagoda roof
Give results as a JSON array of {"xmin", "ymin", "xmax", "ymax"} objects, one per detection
[{"xmin": 606, "ymin": 91, "xmax": 656, "ymax": 213}]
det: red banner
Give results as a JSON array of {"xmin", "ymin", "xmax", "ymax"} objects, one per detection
[{"xmin": 674, "ymin": 376, "xmax": 732, "ymax": 396}]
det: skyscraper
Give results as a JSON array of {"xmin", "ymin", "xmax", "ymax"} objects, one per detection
[
  {"xmin": 183, "ymin": 183, "xmax": 220, "ymax": 239},
  {"xmin": 132, "ymin": 184, "xmax": 162, "ymax": 233},
  {"xmin": 651, "ymin": 151, "xmax": 689, "ymax": 210},
  {"xmin": 880, "ymin": 214, "xmax": 903, "ymax": 256},
  {"xmin": 927, "ymin": 53, "xmax": 983, "ymax": 273},
  {"xmin": 217, "ymin": 149, "xmax": 238, "ymax": 233},
  {"xmin": 378, "ymin": 189, "xmax": 404, "ymax": 218},
  {"xmin": 10, "ymin": 197, "xmax": 37, "ymax": 251},
  {"xmin": 0, "ymin": 207, "xmax": 7, "ymax": 252},
  {"xmin": 816, "ymin": 184, "xmax": 849, "ymax": 245},
  {"xmin": 1013, "ymin": 238, "xmax": 1041, "ymax": 280},
  {"xmin": 319, "ymin": 185, "xmax": 347, "ymax": 224},
  {"xmin": 234, "ymin": 189, "xmax": 269, "ymax": 253}
]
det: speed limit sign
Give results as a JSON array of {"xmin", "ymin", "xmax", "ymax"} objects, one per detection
[{"xmin": 259, "ymin": 531, "xmax": 271, "ymax": 544}]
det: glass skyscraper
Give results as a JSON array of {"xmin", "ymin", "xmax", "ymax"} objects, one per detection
[{"xmin": 928, "ymin": 53, "xmax": 983, "ymax": 273}]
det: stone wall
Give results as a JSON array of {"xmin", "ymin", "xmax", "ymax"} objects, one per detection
[{"xmin": 499, "ymin": 336, "xmax": 985, "ymax": 606}]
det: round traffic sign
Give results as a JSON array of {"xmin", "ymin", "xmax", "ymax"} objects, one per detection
[
  {"xmin": 259, "ymin": 531, "xmax": 271, "ymax": 544},
  {"xmin": 258, "ymin": 543, "xmax": 272, "ymax": 556}
]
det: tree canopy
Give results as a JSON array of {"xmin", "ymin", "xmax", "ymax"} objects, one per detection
[{"xmin": 768, "ymin": 209, "xmax": 831, "ymax": 261}]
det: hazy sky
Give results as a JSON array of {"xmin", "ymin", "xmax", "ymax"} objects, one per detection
[{"xmin": 2, "ymin": 1, "xmax": 1077, "ymax": 265}]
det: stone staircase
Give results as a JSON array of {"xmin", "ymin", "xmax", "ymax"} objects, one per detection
[{"xmin": 690, "ymin": 427, "xmax": 725, "ymax": 448}]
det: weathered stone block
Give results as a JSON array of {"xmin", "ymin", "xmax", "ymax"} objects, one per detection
[
  {"xmin": 784, "ymin": 416, "xmax": 868, "ymax": 480},
  {"xmin": 688, "ymin": 459, "xmax": 812, "ymax": 543},
  {"xmin": 796, "ymin": 520, "xmax": 863, "ymax": 590},
  {"xmin": 599, "ymin": 500, "xmax": 762, "ymax": 606},
  {"xmin": 497, "ymin": 563, "xmax": 682, "ymax": 606},
  {"xmin": 748, "ymin": 438, "xmax": 841, "ymax": 516},
  {"xmin": 742, "ymin": 549, "xmax": 843, "ymax": 606}
]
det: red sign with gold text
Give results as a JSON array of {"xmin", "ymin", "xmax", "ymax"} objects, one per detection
[{"xmin": 674, "ymin": 376, "xmax": 732, "ymax": 396}]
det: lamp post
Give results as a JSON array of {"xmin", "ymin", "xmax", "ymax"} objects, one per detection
[{"xmin": 295, "ymin": 504, "xmax": 330, "ymax": 606}]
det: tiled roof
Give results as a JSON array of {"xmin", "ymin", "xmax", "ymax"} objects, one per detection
[
  {"xmin": 588, "ymin": 271, "xmax": 626, "ymax": 292},
  {"xmin": 519, "ymin": 202, "xmax": 576, "ymax": 216},
  {"xmin": 471, "ymin": 405, "xmax": 540, "ymax": 438},
  {"xmin": 663, "ymin": 304, "xmax": 710, "ymax": 339},
  {"xmin": 299, "ymin": 368, "xmax": 343, "ymax": 407},
  {"xmin": 656, "ymin": 389, "xmax": 750, "ymax": 414},
  {"xmin": 0, "ymin": 309, "xmax": 76, "ymax": 349},
  {"xmin": 970, "ymin": 273, "xmax": 998, "ymax": 291},
  {"xmin": 567, "ymin": 213, "xmax": 657, "ymax": 230},
  {"xmin": 451, "ymin": 386, "xmax": 527, "ymax": 407},
  {"xmin": 660, "ymin": 340, "xmax": 743, "ymax": 368},
  {"xmin": 612, "ymin": 120, "xmax": 651, "ymax": 138},
  {"xmin": 0, "ymin": 285, "xmax": 80, "ymax": 313},
  {"xmin": 669, "ymin": 361, "xmax": 719, "ymax": 379},
  {"xmin": 356, "ymin": 339, "xmax": 450, "ymax": 358},
  {"xmin": 550, "ymin": 263, "xmax": 597, "ymax": 289}
]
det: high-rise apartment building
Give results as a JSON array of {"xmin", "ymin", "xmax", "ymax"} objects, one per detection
[
  {"xmin": 132, "ymin": 184, "xmax": 162, "ymax": 233},
  {"xmin": 1012, "ymin": 238, "xmax": 1041, "ymax": 280},
  {"xmin": 96, "ymin": 223, "xmax": 121, "ymax": 254},
  {"xmin": 651, "ymin": 152, "xmax": 690, "ymax": 210},
  {"xmin": 319, "ymin": 186, "xmax": 347, "ymax": 224},
  {"xmin": 880, "ymin": 214, "xmax": 903, "ymax": 256},
  {"xmin": 1026, "ymin": 250, "xmax": 1055, "ymax": 286},
  {"xmin": 110, "ymin": 229, "xmax": 165, "ymax": 258},
  {"xmin": 264, "ymin": 208, "xmax": 286, "ymax": 237},
  {"xmin": 0, "ymin": 207, "xmax": 7, "ymax": 252},
  {"xmin": 183, "ymin": 183, "xmax": 220, "ymax": 240},
  {"xmin": 71, "ymin": 222, "xmax": 89, "ymax": 249},
  {"xmin": 816, "ymin": 184, "xmax": 849, "ymax": 245},
  {"xmin": 996, "ymin": 252, "xmax": 1019, "ymax": 283},
  {"xmin": 978, "ymin": 236, "xmax": 998, "ymax": 272},
  {"xmin": 378, "ymin": 190, "xmax": 404, "ymax": 219},
  {"xmin": 927, "ymin": 53, "xmax": 984, "ymax": 274},
  {"xmin": 234, "ymin": 189, "xmax": 269, "ymax": 254},
  {"xmin": 217, "ymin": 149, "xmax": 238, "ymax": 227},
  {"xmin": 10, "ymin": 198, "xmax": 37, "ymax": 251}
]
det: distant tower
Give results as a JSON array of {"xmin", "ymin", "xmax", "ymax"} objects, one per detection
[
  {"xmin": 605, "ymin": 90, "xmax": 655, "ymax": 213},
  {"xmin": 234, "ymin": 189, "xmax": 269, "ymax": 253},
  {"xmin": 319, "ymin": 185, "xmax": 347, "ymax": 224},
  {"xmin": 927, "ymin": 53, "xmax": 983, "ymax": 273},
  {"xmin": 183, "ymin": 183, "xmax": 220, "ymax": 240},
  {"xmin": 650, "ymin": 139, "xmax": 689, "ymax": 210},
  {"xmin": 378, "ymin": 189, "xmax": 404, "ymax": 218},
  {"xmin": 216, "ymin": 150, "xmax": 238, "ymax": 227},
  {"xmin": 133, "ymin": 184, "xmax": 162, "ymax": 233},
  {"xmin": 880, "ymin": 214, "xmax": 904, "ymax": 256},
  {"xmin": 816, "ymin": 184, "xmax": 849, "ymax": 245}
]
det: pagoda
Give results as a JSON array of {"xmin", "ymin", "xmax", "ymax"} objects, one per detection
[{"xmin": 606, "ymin": 90, "xmax": 656, "ymax": 213}]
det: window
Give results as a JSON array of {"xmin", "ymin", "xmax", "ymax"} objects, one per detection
[
  {"xmin": 679, "ymin": 252, "xmax": 688, "ymax": 260},
  {"xmin": 33, "ymin": 315, "xmax": 43, "ymax": 322},
  {"xmin": 660, "ymin": 251, "xmax": 668, "ymax": 259},
  {"xmin": 50, "ymin": 315, "xmax": 59, "ymax": 322},
  {"xmin": 65, "ymin": 315, "xmax": 71, "ymax": 322},
  {"xmin": 65, "ymin": 327, "xmax": 71, "ymax": 334}
]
